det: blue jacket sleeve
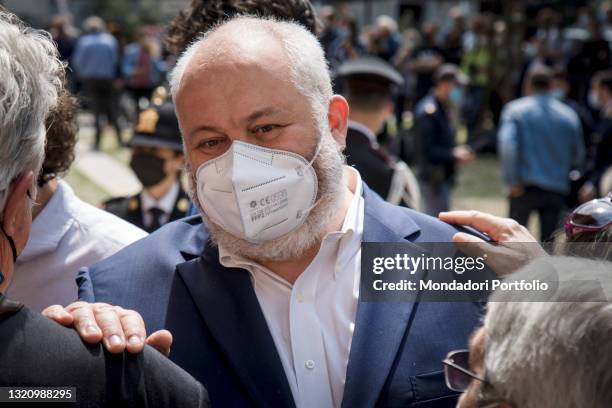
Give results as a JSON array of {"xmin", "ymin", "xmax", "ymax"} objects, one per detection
[
  {"xmin": 416, "ymin": 114, "xmax": 455, "ymax": 164},
  {"xmin": 497, "ymin": 108, "xmax": 520, "ymax": 186}
]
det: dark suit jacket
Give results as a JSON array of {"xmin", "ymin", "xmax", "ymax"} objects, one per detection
[
  {"xmin": 0, "ymin": 295, "xmax": 209, "ymax": 407},
  {"xmin": 344, "ymin": 125, "xmax": 394, "ymax": 199},
  {"xmin": 414, "ymin": 95, "xmax": 456, "ymax": 183},
  {"xmin": 103, "ymin": 185, "xmax": 190, "ymax": 233},
  {"xmin": 78, "ymin": 185, "xmax": 482, "ymax": 407}
]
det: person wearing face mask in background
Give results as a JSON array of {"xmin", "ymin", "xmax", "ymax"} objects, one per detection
[
  {"xmin": 103, "ymin": 95, "xmax": 190, "ymax": 233},
  {"xmin": 579, "ymin": 70, "xmax": 612, "ymax": 202},
  {"xmin": 414, "ymin": 63, "xmax": 474, "ymax": 216},
  {"xmin": 550, "ymin": 69, "xmax": 597, "ymax": 209}
]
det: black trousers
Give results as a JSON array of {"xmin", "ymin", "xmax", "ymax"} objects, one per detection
[
  {"xmin": 83, "ymin": 78, "xmax": 122, "ymax": 149},
  {"xmin": 509, "ymin": 186, "xmax": 566, "ymax": 242}
]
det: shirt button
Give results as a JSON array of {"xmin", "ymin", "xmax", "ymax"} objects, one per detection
[{"xmin": 305, "ymin": 360, "xmax": 315, "ymax": 370}]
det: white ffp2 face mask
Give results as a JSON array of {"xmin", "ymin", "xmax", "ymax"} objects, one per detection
[{"xmin": 196, "ymin": 140, "xmax": 319, "ymax": 243}]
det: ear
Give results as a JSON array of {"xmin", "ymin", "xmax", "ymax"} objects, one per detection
[
  {"xmin": 386, "ymin": 100, "xmax": 395, "ymax": 116},
  {"xmin": 2, "ymin": 171, "xmax": 33, "ymax": 237},
  {"xmin": 327, "ymin": 95, "xmax": 349, "ymax": 149}
]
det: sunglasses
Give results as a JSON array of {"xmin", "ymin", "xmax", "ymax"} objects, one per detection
[
  {"xmin": 442, "ymin": 349, "xmax": 488, "ymax": 392},
  {"xmin": 565, "ymin": 193, "xmax": 612, "ymax": 240}
]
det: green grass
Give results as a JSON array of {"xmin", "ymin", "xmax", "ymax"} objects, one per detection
[
  {"xmin": 452, "ymin": 153, "xmax": 507, "ymax": 217},
  {"xmin": 454, "ymin": 153, "xmax": 504, "ymax": 199}
]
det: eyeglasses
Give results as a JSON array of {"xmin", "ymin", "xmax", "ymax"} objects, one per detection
[
  {"xmin": 565, "ymin": 193, "xmax": 612, "ymax": 240},
  {"xmin": 442, "ymin": 349, "xmax": 488, "ymax": 392}
]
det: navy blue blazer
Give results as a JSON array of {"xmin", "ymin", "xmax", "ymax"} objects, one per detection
[{"xmin": 78, "ymin": 185, "xmax": 482, "ymax": 408}]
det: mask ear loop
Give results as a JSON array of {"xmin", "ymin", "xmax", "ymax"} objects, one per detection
[
  {"xmin": 296, "ymin": 140, "xmax": 322, "ymax": 177},
  {"xmin": 0, "ymin": 224, "xmax": 17, "ymax": 264},
  {"xmin": 0, "ymin": 223, "xmax": 17, "ymax": 286},
  {"xmin": 295, "ymin": 140, "xmax": 324, "ymax": 220}
]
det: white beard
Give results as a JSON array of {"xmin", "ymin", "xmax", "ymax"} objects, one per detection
[{"xmin": 187, "ymin": 131, "xmax": 346, "ymax": 262}]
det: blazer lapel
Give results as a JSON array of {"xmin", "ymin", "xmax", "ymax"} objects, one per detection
[
  {"xmin": 342, "ymin": 186, "xmax": 427, "ymax": 408},
  {"xmin": 177, "ymin": 243, "xmax": 295, "ymax": 408}
]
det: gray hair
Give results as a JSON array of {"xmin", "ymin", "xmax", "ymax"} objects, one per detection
[
  {"xmin": 0, "ymin": 11, "xmax": 63, "ymax": 213},
  {"xmin": 482, "ymin": 256, "xmax": 612, "ymax": 408},
  {"xmin": 169, "ymin": 15, "xmax": 333, "ymax": 135},
  {"xmin": 83, "ymin": 16, "xmax": 106, "ymax": 33}
]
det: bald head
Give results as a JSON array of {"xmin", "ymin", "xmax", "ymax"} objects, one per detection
[
  {"xmin": 174, "ymin": 19, "xmax": 291, "ymax": 100},
  {"xmin": 170, "ymin": 16, "xmax": 332, "ymax": 129}
]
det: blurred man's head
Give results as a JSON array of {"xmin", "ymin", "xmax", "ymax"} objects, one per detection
[
  {"xmin": 375, "ymin": 15, "xmax": 397, "ymax": 38},
  {"xmin": 591, "ymin": 70, "xmax": 612, "ymax": 112},
  {"xmin": 420, "ymin": 21, "xmax": 438, "ymax": 43},
  {"xmin": 550, "ymin": 69, "xmax": 570, "ymax": 100},
  {"xmin": 83, "ymin": 16, "xmax": 106, "ymax": 33},
  {"xmin": 527, "ymin": 65, "xmax": 552, "ymax": 95},
  {"xmin": 165, "ymin": 0, "xmax": 319, "ymax": 56},
  {"xmin": 0, "ymin": 11, "xmax": 63, "ymax": 291},
  {"xmin": 434, "ymin": 64, "xmax": 467, "ymax": 103},
  {"xmin": 170, "ymin": 16, "xmax": 348, "ymax": 262},
  {"xmin": 339, "ymin": 56, "xmax": 403, "ymax": 134},
  {"xmin": 456, "ymin": 257, "xmax": 612, "ymax": 408}
]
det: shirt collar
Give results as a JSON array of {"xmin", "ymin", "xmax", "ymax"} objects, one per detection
[
  {"xmin": 19, "ymin": 180, "xmax": 76, "ymax": 261},
  {"xmin": 348, "ymin": 120, "xmax": 379, "ymax": 148},
  {"xmin": 218, "ymin": 166, "xmax": 364, "ymax": 282},
  {"xmin": 338, "ymin": 166, "xmax": 363, "ymax": 235},
  {"xmin": 332, "ymin": 167, "xmax": 364, "ymax": 280},
  {"xmin": 141, "ymin": 181, "xmax": 179, "ymax": 215}
]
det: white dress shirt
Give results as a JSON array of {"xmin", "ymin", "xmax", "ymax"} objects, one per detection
[
  {"xmin": 219, "ymin": 166, "xmax": 364, "ymax": 408},
  {"xmin": 8, "ymin": 181, "xmax": 148, "ymax": 312},
  {"xmin": 140, "ymin": 181, "xmax": 180, "ymax": 228}
]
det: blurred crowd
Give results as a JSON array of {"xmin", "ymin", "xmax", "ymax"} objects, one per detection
[
  {"xmin": 40, "ymin": 3, "xmax": 612, "ymax": 241},
  {"xmin": 318, "ymin": 5, "xmax": 612, "ymax": 227}
]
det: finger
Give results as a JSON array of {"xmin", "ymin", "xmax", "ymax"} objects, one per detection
[
  {"xmin": 146, "ymin": 330, "xmax": 173, "ymax": 357},
  {"xmin": 452, "ymin": 233, "xmax": 496, "ymax": 259},
  {"xmin": 70, "ymin": 303, "xmax": 103, "ymax": 344},
  {"xmin": 92, "ymin": 304, "xmax": 126, "ymax": 353},
  {"xmin": 116, "ymin": 307, "xmax": 146, "ymax": 353},
  {"xmin": 41, "ymin": 305, "xmax": 74, "ymax": 327},
  {"xmin": 439, "ymin": 211, "xmax": 513, "ymax": 238},
  {"xmin": 452, "ymin": 232, "xmax": 486, "ymax": 244}
]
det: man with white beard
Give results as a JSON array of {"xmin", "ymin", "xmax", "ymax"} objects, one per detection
[{"xmin": 47, "ymin": 17, "xmax": 481, "ymax": 408}]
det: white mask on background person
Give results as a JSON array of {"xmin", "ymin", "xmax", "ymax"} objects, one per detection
[
  {"xmin": 550, "ymin": 88, "xmax": 566, "ymax": 100},
  {"xmin": 588, "ymin": 89, "xmax": 600, "ymax": 109},
  {"xmin": 196, "ymin": 140, "xmax": 319, "ymax": 243}
]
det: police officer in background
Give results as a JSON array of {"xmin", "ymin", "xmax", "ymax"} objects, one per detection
[
  {"xmin": 338, "ymin": 56, "xmax": 421, "ymax": 209},
  {"xmin": 415, "ymin": 64, "xmax": 474, "ymax": 215},
  {"xmin": 103, "ymin": 94, "xmax": 190, "ymax": 233}
]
